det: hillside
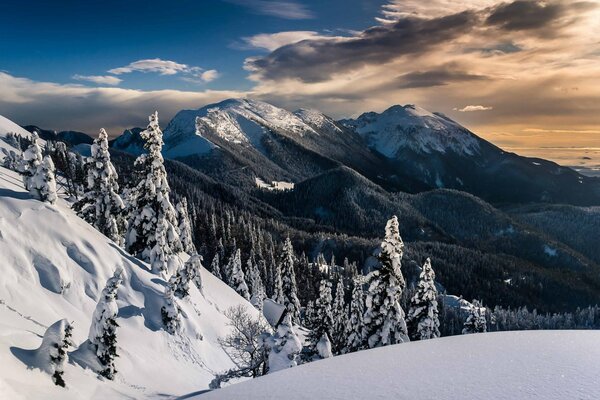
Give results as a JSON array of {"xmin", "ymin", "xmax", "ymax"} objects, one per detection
[
  {"xmin": 0, "ymin": 162, "xmax": 260, "ymax": 398},
  {"xmin": 198, "ymin": 330, "xmax": 600, "ymax": 400}
]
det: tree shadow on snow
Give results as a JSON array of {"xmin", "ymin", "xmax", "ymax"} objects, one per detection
[
  {"xmin": 0, "ymin": 188, "xmax": 31, "ymax": 201},
  {"xmin": 10, "ymin": 346, "xmax": 37, "ymax": 370}
]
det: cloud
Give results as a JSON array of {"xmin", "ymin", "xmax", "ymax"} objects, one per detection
[
  {"xmin": 108, "ymin": 59, "xmax": 192, "ymax": 75},
  {"xmin": 485, "ymin": 0, "xmax": 597, "ymax": 32},
  {"xmin": 245, "ymin": 11, "xmax": 480, "ymax": 82},
  {"xmin": 397, "ymin": 67, "xmax": 489, "ymax": 88},
  {"xmin": 182, "ymin": 69, "xmax": 220, "ymax": 84},
  {"xmin": 242, "ymin": 31, "xmax": 325, "ymax": 51},
  {"xmin": 245, "ymin": 0, "xmax": 599, "ymax": 83},
  {"xmin": 107, "ymin": 58, "xmax": 219, "ymax": 84},
  {"xmin": 378, "ymin": 0, "xmax": 496, "ymax": 22},
  {"xmin": 0, "ymin": 72, "xmax": 245, "ymax": 134},
  {"xmin": 455, "ymin": 105, "xmax": 494, "ymax": 112},
  {"xmin": 224, "ymin": 0, "xmax": 314, "ymax": 20},
  {"xmin": 72, "ymin": 74, "xmax": 122, "ymax": 86}
]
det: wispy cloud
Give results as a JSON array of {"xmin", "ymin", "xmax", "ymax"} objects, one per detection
[
  {"xmin": 106, "ymin": 58, "xmax": 219, "ymax": 84},
  {"xmin": 242, "ymin": 31, "xmax": 325, "ymax": 51},
  {"xmin": 108, "ymin": 59, "xmax": 193, "ymax": 75},
  {"xmin": 182, "ymin": 69, "xmax": 220, "ymax": 84},
  {"xmin": 72, "ymin": 74, "xmax": 122, "ymax": 86},
  {"xmin": 456, "ymin": 105, "xmax": 494, "ymax": 112},
  {"xmin": 224, "ymin": 0, "xmax": 314, "ymax": 20}
]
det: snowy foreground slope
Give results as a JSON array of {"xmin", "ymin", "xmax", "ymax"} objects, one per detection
[
  {"xmin": 0, "ymin": 161, "xmax": 259, "ymax": 398},
  {"xmin": 199, "ymin": 330, "xmax": 600, "ymax": 400}
]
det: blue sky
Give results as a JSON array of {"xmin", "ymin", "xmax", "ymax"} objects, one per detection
[
  {"xmin": 1, "ymin": 0, "xmax": 599, "ymax": 159},
  {"xmin": 0, "ymin": 0, "xmax": 383, "ymax": 91}
]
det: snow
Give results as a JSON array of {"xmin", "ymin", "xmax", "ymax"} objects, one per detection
[
  {"xmin": 0, "ymin": 128, "xmax": 261, "ymax": 398},
  {"xmin": 544, "ymin": 244, "xmax": 558, "ymax": 257},
  {"xmin": 198, "ymin": 330, "xmax": 600, "ymax": 400},
  {"xmin": 0, "ymin": 114, "xmax": 36, "ymax": 154},
  {"xmin": 341, "ymin": 104, "xmax": 481, "ymax": 157},
  {"xmin": 255, "ymin": 177, "xmax": 294, "ymax": 191}
]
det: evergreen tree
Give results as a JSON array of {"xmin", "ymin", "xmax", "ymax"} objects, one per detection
[
  {"xmin": 126, "ymin": 112, "xmax": 182, "ymax": 275},
  {"xmin": 161, "ymin": 282, "xmax": 182, "ymax": 335},
  {"xmin": 272, "ymin": 259, "xmax": 284, "ymax": 304},
  {"xmin": 344, "ymin": 277, "xmax": 366, "ymax": 353},
  {"xmin": 304, "ymin": 300, "xmax": 316, "ymax": 329},
  {"xmin": 209, "ymin": 253, "xmax": 223, "ymax": 280},
  {"xmin": 308, "ymin": 279, "xmax": 334, "ymax": 356},
  {"xmin": 20, "ymin": 131, "xmax": 43, "ymax": 192},
  {"xmin": 406, "ymin": 258, "xmax": 440, "ymax": 341},
  {"xmin": 37, "ymin": 319, "xmax": 73, "ymax": 387},
  {"xmin": 363, "ymin": 215, "xmax": 409, "ymax": 348},
  {"xmin": 277, "ymin": 238, "xmax": 302, "ymax": 323},
  {"xmin": 266, "ymin": 315, "xmax": 302, "ymax": 373},
  {"xmin": 247, "ymin": 252, "xmax": 266, "ymax": 310},
  {"xmin": 227, "ymin": 249, "xmax": 250, "ymax": 300},
  {"xmin": 169, "ymin": 254, "xmax": 203, "ymax": 299},
  {"xmin": 316, "ymin": 333, "xmax": 333, "ymax": 359},
  {"xmin": 88, "ymin": 268, "xmax": 123, "ymax": 379},
  {"xmin": 331, "ymin": 275, "xmax": 347, "ymax": 354},
  {"xmin": 176, "ymin": 197, "xmax": 196, "ymax": 254},
  {"xmin": 30, "ymin": 155, "xmax": 58, "ymax": 204},
  {"xmin": 74, "ymin": 129, "xmax": 126, "ymax": 245},
  {"xmin": 462, "ymin": 300, "xmax": 487, "ymax": 334}
]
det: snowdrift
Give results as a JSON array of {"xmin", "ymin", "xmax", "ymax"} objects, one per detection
[
  {"xmin": 199, "ymin": 330, "xmax": 600, "ymax": 400},
  {"xmin": 0, "ymin": 145, "xmax": 259, "ymax": 398}
]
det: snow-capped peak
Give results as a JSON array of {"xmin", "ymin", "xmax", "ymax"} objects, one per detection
[
  {"xmin": 341, "ymin": 104, "xmax": 480, "ymax": 157},
  {"xmin": 161, "ymin": 98, "xmax": 320, "ymax": 158}
]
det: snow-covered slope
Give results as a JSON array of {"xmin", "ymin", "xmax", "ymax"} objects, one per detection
[
  {"xmin": 0, "ymin": 114, "xmax": 32, "ymax": 138},
  {"xmin": 0, "ymin": 145, "xmax": 260, "ymax": 397},
  {"xmin": 341, "ymin": 104, "xmax": 480, "ymax": 157},
  {"xmin": 199, "ymin": 330, "xmax": 600, "ymax": 400}
]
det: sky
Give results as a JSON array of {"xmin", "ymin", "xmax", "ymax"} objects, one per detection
[{"xmin": 1, "ymin": 0, "xmax": 599, "ymax": 167}]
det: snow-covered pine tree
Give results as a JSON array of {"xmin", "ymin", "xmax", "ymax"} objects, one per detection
[
  {"xmin": 20, "ymin": 131, "xmax": 42, "ymax": 191},
  {"xmin": 363, "ymin": 215, "xmax": 409, "ymax": 348},
  {"xmin": 126, "ymin": 112, "xmax": 182, "ymax": 275},
  {"xmin": 406, "ymin": 258, "xmax": 440, "ymax": 341},
  {"xmin": 30, "ymin": 155, "xmax": 58, "ymax": 204},
  {"xmin": 176, "ymin": 197, "xmax": 196, "ymax": 254},
  {"xmin": 36, "ymin": 319, "xmax": 74, "ymax": 387},
  {"xmin": 209, "ymin": 253, "xmax": 223, "ymax": 280},
  {"xmin": 308, "ymin": 279, "xmax": 334, "ymax": 358},
  {"xmin": 74, "ymin": 129, "xmax": 126, "ymax": 245},
  {"xmin": 161, "ymin": 282, "xmax": 182, "ymax": 335},
  {"xmin": 344, "ymin": 276, "xmax": 366, "ymax": 353},
  {"xmin": 462, "ymin": 300, "xmax": 487, "ymax": 334},
  {"xmin": 304, "ymin": 300, "xmax": 316, "ymax": 329},
  {"xmin": 277, "ymin": 238, "xmax": 302, "ymax": 324},
  {"xmin": 272, "ymin": 259, "xmax": 284, "ymax": 305},
  {"xmin": 331, "ymin": 275, "xmax": 347, "ymax": 354},
  {"xmin": 316, "ymin": 333, "xmax": 333, "ymax": 359},
  {"xmin": 88, "ymin": 268, "xmax": 123, "ymax": 379},
  {"xmin": 228, "ymin": 249, "xmax": 250, "ymax": 300},
  {"xmin": 169, "ymin": 254, "xmax": 204, "ymax": 299},
  {"xmin": 247, "ymin": 252, "xmax": 266, "ymax": 310},
  {"xmin": 266, "ymin": 314, "xmax": 302, "ymax": 373}
]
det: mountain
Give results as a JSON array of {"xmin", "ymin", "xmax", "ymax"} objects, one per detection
[
  {"xmin": 108, "ymin": 99, "xmax": 600, "ymax": 206},
  {"xmin": 149, "ymin": 99, "xmax": 386, "ymax": 188},
  {"xmin": 22, "ymin": 125, "xmax": 93, "ymax": 146},
  {"xmin": 109, "ymin": 127, "xmax": 145, "ymax": 155},
  {"xmin": 198, "ymin": 331, "xmax": 600, "ymax": 400},
  {"xmin": 341, "ymin": 104, "xmax": 600, "ymax": 205}
]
